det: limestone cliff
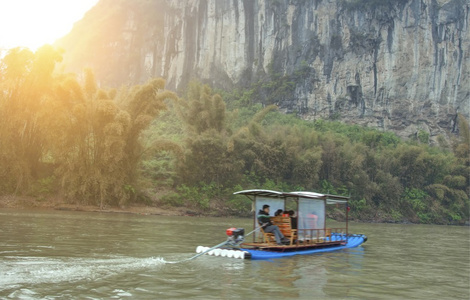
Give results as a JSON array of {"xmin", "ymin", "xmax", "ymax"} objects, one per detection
[{"xmin": 56, "ymin": 0, "xmax": 469, "ymax": 141}]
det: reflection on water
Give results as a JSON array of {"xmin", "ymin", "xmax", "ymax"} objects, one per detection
[{"xmin": 0, "ymin": 209, "xmax": 469, "ymax": 299}]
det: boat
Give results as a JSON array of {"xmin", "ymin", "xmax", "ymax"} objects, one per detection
[{"xmin": 195, "ymin": 189, "xmax": 367, "ymax": 260}]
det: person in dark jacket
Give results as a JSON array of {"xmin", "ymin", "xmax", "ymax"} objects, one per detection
[
  {"xmin": 288, "ymin": 210, "xmax": 298, "ymax": 229},
  {"xmin": 258, "ymin": 205, "xmax": 289, "ymax": 245}
]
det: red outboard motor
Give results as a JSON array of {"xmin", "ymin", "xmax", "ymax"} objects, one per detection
[{"xmin": 226, "ymin": 228, "xmax": 245, "ymax": 245}]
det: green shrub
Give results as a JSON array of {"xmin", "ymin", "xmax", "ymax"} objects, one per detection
[
  {"xmin": 29, "ymin": 176, "xmax": 57, "ymax": 196},
  {"xmin": 160, "ymin": 192, "xmax": 184, "ymax": 207},
  {"xmin": 227, "ymin": 195, "xmax": 252, "ymax": 216},
  {"xmin": 391, "ymin": 209, "xmax": 403, "ymax": 222},
  {"xmin": 402, "ymin": 188, "xmax": 428, "ymax": 212}
]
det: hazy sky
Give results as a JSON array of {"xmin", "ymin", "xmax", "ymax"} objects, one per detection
[{"xmin": 0, "ymin": 0, "xmax": 99, "ymax": 51}]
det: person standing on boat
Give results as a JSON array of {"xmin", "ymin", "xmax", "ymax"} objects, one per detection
[{"xmin": 258, "ymin": 205, "xmax": 289, "ymax": 245}]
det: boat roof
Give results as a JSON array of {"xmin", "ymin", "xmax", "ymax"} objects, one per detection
[{"xmin": 233, "ymin": 189, "xmax": 349, "ymax": 203}]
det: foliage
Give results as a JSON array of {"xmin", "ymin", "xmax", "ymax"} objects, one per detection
[
  {"xmin": 175, "ymin": 82, "xmax": 240, "ymax": 187},
  {"xmin": 0, "ymin": 46, "xmax": 63, "ymax": 194},
  {"xmin": 417, "ymin": 130, "xmax": 430, "ymax": 144},
  {"xmin": 159, "ymin": 191, "xmax": 184, "ymax": 207},
  {"xmin": 29, "ymin": 176, "xmax": 57, "ymax": 197},
  {"xmin": 402, "ymin": 188, "xmax": 428, "ymax": 217},
  {"xmin": 221, "ymin": 61, "xmax": 313, "ymax": 109},
  {"xmin": 45, "ymin": 76, "xmax": 176, "ymax": 208},
  {"xmin": 176, "ymin": 183, "xmax": 218, "ymax": 211},
  {"xmin": 0, "ymin": 47, "xmax": 177, "ymax": 209},
  {"xmin": 168, "ymin": 81, "xmax": 469, "ymax": 223},
  {"xmin": 0, "ymin": 48, "xmax": 468, "ymax": 224}
]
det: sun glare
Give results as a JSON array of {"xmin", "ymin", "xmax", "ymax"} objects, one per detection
[{"xmin": 0, "ymin": 0, "xmax": 98, "ymax": 52}]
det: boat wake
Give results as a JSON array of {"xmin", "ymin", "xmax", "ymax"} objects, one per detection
[{"xmin": 0, "ymin": 256, "xmax": 167, "ymax": 290}]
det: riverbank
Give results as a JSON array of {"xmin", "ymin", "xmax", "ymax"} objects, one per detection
[
  {"xmin": 2, "ymin": 195, "xmax": 468, "ymax": 225},
  {"xmin": 0, "ymin": 195, "xmax": 190, "ymax": 217}
]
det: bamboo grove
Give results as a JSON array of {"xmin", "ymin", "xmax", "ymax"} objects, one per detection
[
  {"xmin": 0, "ymin": 46, "xmax": 177, "ymax": 209},
  {"xmin": 1, "ymin": 46, "xmax": 469, "ymax": 224}
]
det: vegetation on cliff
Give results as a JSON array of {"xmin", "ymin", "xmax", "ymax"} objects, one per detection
[{"xmin": 0, "ymin": 47, "xmax": 468, "ymax": 224}]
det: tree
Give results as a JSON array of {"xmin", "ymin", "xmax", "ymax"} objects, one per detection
[
  {"xmin": 176, "ymin": 82, "xmax": 238, "ymax": 187},
  {"xmin": 46, "ymin": 74, "xmax": 176, "ymax": 208},
  {"xmin": 0, "ymin": 46, "xmax": 62, "ymax": 194}
]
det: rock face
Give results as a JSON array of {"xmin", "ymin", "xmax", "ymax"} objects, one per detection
[{"xmin": 56, "ymin": 0, "xmax": 469, "ymax": 141}]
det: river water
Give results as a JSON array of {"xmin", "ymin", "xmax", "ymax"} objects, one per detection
[{"xmin": 0, "ymin": 209, "xmax": 469, "ymax": 299}]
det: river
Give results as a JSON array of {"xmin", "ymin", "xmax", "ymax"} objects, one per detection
[{"xmin": 0, "ymin": 209, "xmax": 469, "ymax": 299}]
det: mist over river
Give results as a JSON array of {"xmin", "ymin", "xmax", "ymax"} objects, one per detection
[{"xmin": 1, "ymin": 209, "xmax": 468, "ymax": 299}]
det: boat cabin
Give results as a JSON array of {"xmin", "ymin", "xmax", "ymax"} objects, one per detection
[{"xmin": 234, "ymin": 189, "xmax": 350, "ymax": 251}]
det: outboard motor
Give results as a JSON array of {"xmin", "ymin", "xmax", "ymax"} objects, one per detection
[{"xmin": 226, "ymin": 228, "xmax": 245, "ymax": 245}]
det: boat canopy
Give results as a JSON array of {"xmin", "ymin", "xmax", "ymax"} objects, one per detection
[
  {"xmin": 235, "ymin": 189, "xmax": 350, "ymax": 242},
  {"xmin": 233, "ymin": 189, "xmax": 284, "ymax": 198},
  {"xmin": 233, "ymin": 189, "xmax": 349, "ymax": 204}
]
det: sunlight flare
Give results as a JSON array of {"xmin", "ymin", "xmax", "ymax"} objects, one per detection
[{"xmin": 0, "ymin": 0, "xmax": 98, "ymax": 51}]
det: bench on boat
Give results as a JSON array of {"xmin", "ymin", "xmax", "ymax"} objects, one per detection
[
  {"xmin": 259, "ymin": 227, "xmax": 276, "ymax": 244},
  {"xmin": 272, "ymin": 216, "xmax": 297, "ymax": 245},
  {"xmin": 257, "ymin": 217, "xmax": 291, "ymax": 245},
  {"xmin": 258, "ymin": 216, "xmax": 297, "ymax": 246}
]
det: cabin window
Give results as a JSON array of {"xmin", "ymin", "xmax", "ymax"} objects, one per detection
[
  {"xmin": 298, "ymin": 198, "xmax": 325, "ymax": 240},
  {"xmin": 255, "ymin": 197, "xmax": 284, "ymax": 215},
  {"xmin": 255, "ymin": 197, "xmax": 284, "ymax": 240}
]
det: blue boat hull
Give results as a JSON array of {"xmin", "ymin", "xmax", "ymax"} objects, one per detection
[{"xmin": 241, "ymin": 233, "xmax": 367, "ymax": 260}]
